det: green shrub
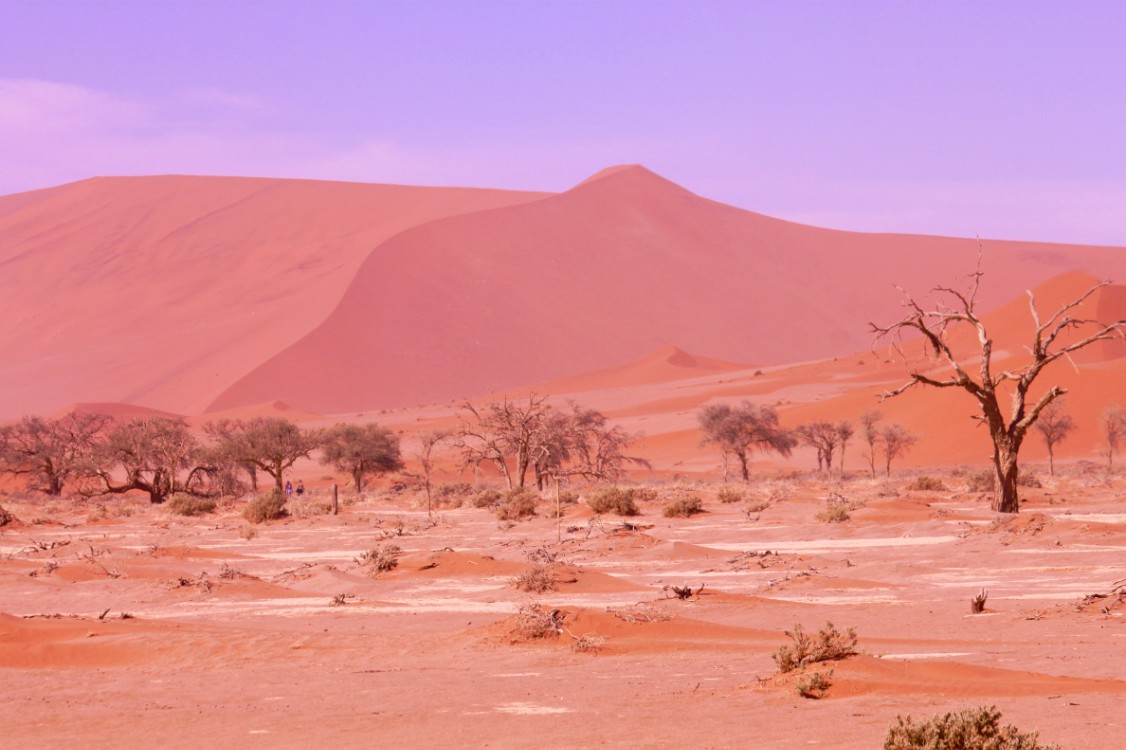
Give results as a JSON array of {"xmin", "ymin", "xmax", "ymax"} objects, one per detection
[
  {"xmin": 662, "ymin": 495, "xmax": 703, "ymax": 518},
  {"xmin": 243, "ymin": 491, "xmax": 287, "ymax": 523},
  {"xmin": 773, "ymin": 622, "xmax": 858, "ymax": 673},
  {"xmin": 716, "ymin": 487, "xmax": 744, "ymax": 504},
  {"xmin": 907, "ymin": 476, "xmax": 947, "ymax": 492},
  {"xmin": 495, "ymin": 488, "xmax": 538, "ymax": 521},
  {"xmin": 167, "ymin": 493, "xmax": 217, "ymax": 517},
  {"xmin": 588, "ymin": 487, "xmax": 652, "ymax": 516},
  {"xmin": 884, "ymin": 705, "xmax": 1059, "ymax": 750}
]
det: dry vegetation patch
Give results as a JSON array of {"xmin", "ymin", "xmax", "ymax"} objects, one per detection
[
  {"xmin": 243, "ymin": 491, "xmax": 287, "ymax": 523},
  {"xmin": 772, "ymin": 622, "xmax": 858, "ymax": 673},
  {"xmin": 662, "ymin": 494, "xmax": 703, "ymax": 518},
  {"xmin": 883, "ymin": 705, "xmax": 1059, "ymax": 750}
]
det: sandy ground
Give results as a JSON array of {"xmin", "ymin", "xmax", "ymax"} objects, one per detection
[{"xmin": 2, "ymin": 473, "xmax": 1124, "ymax": 748}]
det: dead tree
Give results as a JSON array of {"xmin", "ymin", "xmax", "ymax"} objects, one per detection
[
  {"xmin": 1034, "ymin": 399, "xmax": 1074, "ymax": 477},
  {"xmin": 872, "ymin": 263, "xmax": 1125, "ymax": 513}
]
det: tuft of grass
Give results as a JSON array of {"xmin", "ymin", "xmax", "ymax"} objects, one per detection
[
  {"xmin": 884, "ymin": 705, "xmax": 1059, "ymax": 750},
  {"xmin": 167, "ymin": 493, "xmax": 217, "ymax": 517},
  {"xmin": 570, "ymin": 634, "xmax": 606, "ymax": 654},
  {"xmin": 243, "ymin": 491, "xmax": 287, "ymax": 523},
  {"xmin": 773, "ymin": 622, "xmax": 858, "ymax": 673},
  {"xmin": 967, "ymin": 470, "xmax": 996, "ymax": 493},
  {"xmin": 662, "ymin": 494, "xmax": 703, "ymax": 518},
  {"xmin": 238, "ymin": 525, "xmax": 258, "ymax": 540}
]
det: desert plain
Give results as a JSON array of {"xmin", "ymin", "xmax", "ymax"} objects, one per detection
[{"xmin": 2, "ymin": 166, "xmax": 1126, "ymax": 748}]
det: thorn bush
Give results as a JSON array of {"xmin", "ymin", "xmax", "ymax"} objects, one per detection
[
  {"xmin": 773, "ymin": 621, "xmax": 858, "ymax": 673},
  {"xmin": 884, "ymin": 705, "xmax": 1059, "ymax": 750}
]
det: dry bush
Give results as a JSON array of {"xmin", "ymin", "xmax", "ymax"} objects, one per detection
[
  {"xmin": 434, "ymin": 482, "xmax": 473, "ymax": 508},
  {"xmin": 0, "ymin": 505, "xmax": 17, "ymax": 527},
  {"xmin": 883, "ymin": 705, "xmax": 1059, "ymax": 750},
  {"xmin": 662, "ymin": 494, "xmax": 703, "ymax": 518},
  {"xmin": 795, "ymin": 670, "xmax": 833, "ymax": 699},
  {"xmin": 359, "ymin": 544, "xmax": 402, "ymax": 575},
  {"xmin": 817, "ymin": 498, "xmax": 851, "ymax": 523},
  {"xmin": 743, "ymin": 499, "xmax": 770, "ymax": 514},
  {"xmin": 243, "ymin": 491, "xmax": 287, "ymax": 523},
  {"xmin": 470, "ymin": 488, "xmax": 503, "ymax": 508},
  {"xmin": 587, "ymin": 487, "xmax": 651, "ymax": 516},
  {"xmin": 495, "ymin": 488, "xmax": 538, "ymax": 521},
  {"xmin": 716, "ymin": 487, "xmax": 744, "ymax": 504},
  {"xmin": 166, "ymin": 493, "xmax": 217, "ymax": 517},
  {"xmin": 512, "ymin": 601, "xmax": 563, "ymax": 641},
  {"xmin": 1018, "ymin": 473, "xmax": 1043, "ymax": 488},
  {"xmin": 512, "ymin": 563, "xmax": 557, "ymax": 593},
  {"xmin": 238, "ymin": 525, "xmax": 258, "ymax": 540},
  {"xmin": 967, "ymin": 470, "xmax": 996, "ymax": 493},
  {"xmin": 570, "ymin": 634, "xmax": 606, "ymax": 653},
  {"xmin": 971, "ymin": 588, "xmax": 988, "ymax": 613},
  {"xmin": 773, "ymin": 622, "xmax": 858, "ymax": 673},
  {"xmin": 907, "ymin": 475, "xmax": 947, "ymax": 492},
  {"xmin": 609, "ymin": 604, "xmax": 672, "ymax": 624}
]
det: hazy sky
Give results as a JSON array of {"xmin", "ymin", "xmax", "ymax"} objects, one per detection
[{"xmin": 2, "ymin": 1, "xmax": 1124, "ymax": 245}]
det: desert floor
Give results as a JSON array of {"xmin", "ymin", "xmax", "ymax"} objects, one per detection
[{"xmin": 2, "ymin": 473, "xmax": 1124, "ymax": 749}]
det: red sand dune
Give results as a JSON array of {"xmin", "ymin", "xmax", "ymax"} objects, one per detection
[{"xmin": 210, "ymin": 165, "xmax": 1126, "ymax": 415}]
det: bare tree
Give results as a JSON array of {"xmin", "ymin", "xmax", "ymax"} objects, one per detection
[
  {"xmin": 1034, "ymin": 399, "xmax": 1075, "ymax": 476},
  {"xmin": 880, "ymin": 424, "xmax": 917, "ymax": 477},
  {"xmin": 89, "ymin": 417, "xmax": 200, "ymax": 504},
  {"xmin": 320, "ymin": 423, "xmax": 403, "ymax": 492},
  {"xmin": 1101, "ymin": 406, "xmax": 1126, "ymax": 474},
  {"xmin": 416, "ymin": 430, "xmax": 451, "ymax": 518},
  {"xmin": 872, "ymin": 264, "xmax": 1125, "ymax": 512},
  {"xmin": 457, "ymin": 394, "xmax": 551, "ymax": 490},
  {"xmin": 836, "ymin": 420, "xmax": 855, "ymax": 473},
  {"xmin": 860, "ymin": 410, "xmax": 883, "ymax": 478},
  {"xmin": 698, "ymin": 402, "xmax": 795, "ymax": 482},
  {"xmin": 537, "ymin": 402, "xmax": 648, "ymax": 486},
  {"xmin": 0, "ymin": 411, "xmax": 110, "ymax": 495}
]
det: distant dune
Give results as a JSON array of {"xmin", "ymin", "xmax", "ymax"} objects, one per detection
[{"xmin": 3, "ymin": 166, "xmax": 1125, "ymax": 422}]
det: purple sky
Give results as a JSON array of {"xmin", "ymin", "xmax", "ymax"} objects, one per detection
[{"xmin": 2, "ymin": 1, "xmax": 1124, "ymax": 245}]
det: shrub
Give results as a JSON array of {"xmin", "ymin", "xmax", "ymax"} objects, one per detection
[
  {"xmin": 0, "ymin": 505, "xmax": 16, "ymax": 527},
  {"xmin": 513, "ymin": 601, "xmax": 562, "ymax": 641},
  {"xmin": 238, "ymin": 525, "xmax": 258, "ymax": 540},
  {"xmin": 662, "ymin": 495, "xmax": 703, "ymax": 518},
  {"xmin": 434, "ymin": 482, "xmax": 472, "ymax": 508},
  {"xmin": 495, "ymin": 488, "xmax": 538, "ymax": 521},
  {"xmin": 907, "ymin": 475, "xmax": 947, "ymax": 492},
  {"xmin": 773, "ymin": 622, "xmax": 858, "ymax": 673},
  {"xmin": 817, "ymin": 499, "xmax": 850, "ymax": 523},
  {"xmin": 1018, "ymin": 473, "xmax": 1043, "ymax": 488},
  {"xmin": 470, "ymin": 488, "xmax": 503, "ymax": 509},
  {"xmin": 717, "ymin": 487, "xmax": 744, "ymax": 504},
  {"xmin": 512, "ymin": 563, "xmax": 556, "ymax": 593},
  {"xmin": 166, "ymin": 493, "xmax": 217, "ymax": 517},
  {"xmin": 587, "ymin": 487, "xmax": 650, "ymax": 516},
  {"xmin": 243, "ymin": 491, "xmax": 287, "ymax": 523},
  {"xmin": 795, "ymin": 670, "xmax": 833, "ymax": 699},
  {"xmin": 360, "ymin": 544, "xmax": 402, "ymax": 575},
  {"xmin": 570, "ymin": 634, "xmax": 606, "ymax": 654},
  {"xmin": 968, "ymin": 470, "xmax": 996, "ymax": 493},
  {"xmin": 883, "ymin": 705, "xmax": 1059, "ymax": 750}
]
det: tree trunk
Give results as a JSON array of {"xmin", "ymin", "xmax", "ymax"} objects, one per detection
[
  {"xmin": 352, "ymin": 468, "xmax": 364, "ymax": 493},
  {"xmin": 1047, "ymin": 445, "xmax": 1055, "ymax": 477},
  {"xmin": 992, "ymin": 442, "xmax": 1021, "ymax": 513},
  {"xmin": 737, "ymin": 451, "xmax": 750, "ymax": 482}
]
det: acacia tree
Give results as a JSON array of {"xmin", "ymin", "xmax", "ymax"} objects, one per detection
[
  {"xmin": 416, "ymin": 430, "xmax": 451, "ymax": 518},
  {"xmin": 698, "ymin": 401, "xmax": 795, "ymax": 482},
  {"xmin": 320, "ymin": 423, "xmax": 403, "ymax": 492},
  {"xmin": 0, "ymin": 412, "xmax": 110, "ymax": 495},
  {"xmin": 873, "ymin": 265, "xmax": 1126, "ymax": 512},
  {"xmin": 860, "ymin": 410, "xmax": 883, "ymax": 478},
  {"xmin": 880, "ymin": 423, "xmax": 917, "ymax": 477},
  {"xmin": 532, "ymin": 402, "xmax": 648, "ymax": 487},
  {"xmin": 1034, "ymin": 399, "xmax": 1075, "ymax": 476},
  {"xmin": 795, "ymin": 420, "xmax": 853, "ymax": 473},
  {"xmin": 1101, "ymin": 406, "xmax": 1126, "ymax": 473},
  {"xmin": 205, "ymin": 417, "xmax": 320, "ymax": 494},
  {"xmin": 89, "ymin": 417, "xmax": 200, "ymax": 504}
]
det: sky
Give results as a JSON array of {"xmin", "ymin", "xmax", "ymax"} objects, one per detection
[{"xmin": 1, "ymin": 0, "xmax": 1124, "ymax": 245}]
